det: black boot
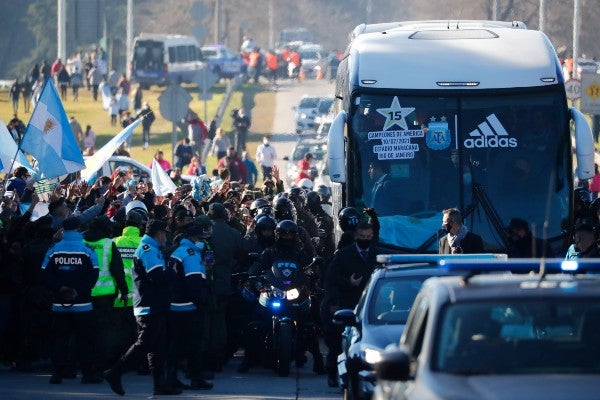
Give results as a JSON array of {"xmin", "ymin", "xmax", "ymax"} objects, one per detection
[
  {"xmin": 312, "ymin": 352, "xmax": 326, "ymax": 375},
  {"xmin": 152, "ymin": 368, "xmax": 182, "ymax": 396},
  {"xmin": 103, "ymin": 359, "xmax": 126, "ymax": 396},
  {"xmin": 190, "ymin": 378, "xmax": 213, "ymax": 390}
]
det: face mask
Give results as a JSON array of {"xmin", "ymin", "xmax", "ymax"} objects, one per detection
[
  {"xmin": 356, "ymin": 238, "xmax": 371, "ymax": 250},
  {"xmin": 194, "ymin": 241, "xmax": 205, "ymax": 250},
  {"xmin": 441, "ymin": 223, "xmax": 452, "ymax": 234},
  {"xmin": 263, "ymin": 139, "xmax": 270, "ymax": 146}
]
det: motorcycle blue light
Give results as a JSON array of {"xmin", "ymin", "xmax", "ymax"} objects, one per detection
[{"xmin": 272, "ymin": 301, "xmax": 282, "ymax": 308}]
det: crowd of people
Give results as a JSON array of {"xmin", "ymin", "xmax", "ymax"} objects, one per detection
[{"xmin": 0, "ymin": 146, "xmax": 384, "ymax": 395}]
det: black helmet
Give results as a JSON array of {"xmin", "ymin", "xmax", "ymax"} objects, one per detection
[
  {"xmin": 255, "ymin": 214, "xmax": 277, "ymax": 231},
  {"xmin": 250, "ymin": 197, "xmax": 271, "ymax": 217},
  {"xmin": 316, "ymin": 184, "xmax": 331, "ymax": 201},
  {"xmin": 287, "ymin": 186, "xmax": 306, "ymax": 210},
  {"xmin": 276, "ymin": 219, "xmax": 298, "ymax": 240},
  {"xmin": 306, "ymin": 191, "xmax": 321, "ymax": 212},
  {"xmin": 338, "ymin": 207, "xmax": 360, "ymax": 232},
  {"xmin": 273, "ymin": 197, "xmax": 297, "ymax": 223}
]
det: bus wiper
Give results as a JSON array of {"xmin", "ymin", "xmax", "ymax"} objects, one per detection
[{"xmin": 471, "ymin": 183, "xmax": 511, "ymax": 249}]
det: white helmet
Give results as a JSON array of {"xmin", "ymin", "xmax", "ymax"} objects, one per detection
[
  {"xmin": 298, "ymin": 178, "xmax": 313, "ymax": 190},
  {"xmin": 125, "ymin": 199, "xmax": 148, "ymax": 218}
]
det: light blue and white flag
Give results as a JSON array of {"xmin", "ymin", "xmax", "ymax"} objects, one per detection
[
  {"xmin": 80, "ymin": 119, "xmax": 141, "ymax": 181},
  {"xmin": 20, "ymin": 79, "xmax": 85, "ymax": 179},
  {"xmin": 0, "ymin": 119, "xmax": 34, "ymax": 174},
  {"xmin": 151, "ymin": 158, "xmax": 177, "ymax": 196}
]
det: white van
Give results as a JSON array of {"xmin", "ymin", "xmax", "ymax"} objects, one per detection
[{"xmin": 130, "ymin": 33, "xmax": 204, "ymax": 88}]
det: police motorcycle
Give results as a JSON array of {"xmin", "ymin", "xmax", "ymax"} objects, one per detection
[{"xmin": 246, "ymin": 255, "xmax": 320, "ymax": 377}]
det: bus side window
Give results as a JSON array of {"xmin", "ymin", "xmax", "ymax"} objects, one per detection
[
  {"xmin": 169, "ymin": 47, "xmax": 177, "ymax": 63},
  {"xmin": 177, "ymin": 46, "xmax": 188, "ymax": 62}
]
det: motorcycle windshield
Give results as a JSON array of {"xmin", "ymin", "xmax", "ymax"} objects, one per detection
[
  {"xmin": 348, "ymin": 89, "xmax": 570, "ymax": 251},
  {"xmin": 269, "ymin": 260, "xmax": 302, "ymax": 289}
]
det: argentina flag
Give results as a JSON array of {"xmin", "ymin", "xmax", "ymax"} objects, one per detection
[
  {"xmin": 0, "ymin": 119, "xmax": 34, "ymax": 174},
  {"xmin": 20, "ymin": 79, "xmax": 85, "ymax": 179}
]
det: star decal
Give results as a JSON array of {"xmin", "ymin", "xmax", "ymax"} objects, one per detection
[{"xmin": 376, "ymin": 96, "xmax": 415, "ymax": 131}]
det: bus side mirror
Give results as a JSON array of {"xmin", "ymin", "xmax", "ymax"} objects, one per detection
[
  {"xmin": 571, "ymin": 107, "xmax": 595, "ymax": 180},
  {"xmin": 328, "ymin": 111, "xmax": 347, "ymax": 183}
]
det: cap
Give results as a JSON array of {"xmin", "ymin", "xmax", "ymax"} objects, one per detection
[
  {"xmin": 208, "ymin": 202, "xmax": 227, "ymax": 219},
  {"xmin": 185, "ymin": 222, "xmax": 205, "ymax": 238},
  {"xmin": 145, "ymin": 219, "xmax": 168, "ymax": 236},
  {"xmin": 62, "ymin": 217, "xmax": 81, "ymax": 231},
  {"xmin": 507, "ymin": 218, "xmax": 529, "ymax": 232},
  {"xmin": 574, "ymin": 221, "xmax": 596, "ymax": 233},
  {"xmin": 194, "ymin": 215, "xmax": 213, "ymax": 227},
  {"xmin": 263, "ymin": 177, "xmax": 276, "ymax": 186}
]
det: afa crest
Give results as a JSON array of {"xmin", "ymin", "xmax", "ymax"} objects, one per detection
[{"xmin": 426, "ymin": 118, "xmax": 451, "ymax": 150}]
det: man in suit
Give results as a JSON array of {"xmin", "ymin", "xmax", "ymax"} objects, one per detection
[
  {"xmin": 438, "ymin": 208, "xmax": 484, "ymax": 254},
  {"xmin": 368, "ymin": 160, "xmax": 395, "ymax": 215},
  {"xmin": 323, "ymin": 221, "xmax": 382, "ymax": 386}
]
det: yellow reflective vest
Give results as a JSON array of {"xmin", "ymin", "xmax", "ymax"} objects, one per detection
[
  {"xmin": 84, "ymin": 238, "xmax": 116, "ymax": 297},
  {"xmin": 113, "ymin": 226, "xmax": 142, "ymax": 307}
]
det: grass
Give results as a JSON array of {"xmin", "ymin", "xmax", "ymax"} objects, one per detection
[{"xmin": 0, "ymin": 80, "xmax": 276, "ymax": 175}]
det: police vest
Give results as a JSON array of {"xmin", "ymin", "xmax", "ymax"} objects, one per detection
[
  {"xmin": 113, "ymin": 227, "xmax": 142, "ymax": 307},
  {"xmin": 84, "ymin": 238, "xmax": 116, "ymax": 297}
]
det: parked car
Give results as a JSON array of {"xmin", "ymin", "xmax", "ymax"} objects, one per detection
[
  {"xmin": 298, "ymin": 44, "xmax": 329, "ymax": 79},
  {"xmin": 374, "ymin": 259, "xmax": 600, "ymax": 400},
  {"xmin": 201, "ymin": 44, "xmax": 246, "ymax": 79},
  {"xmin": 294, "ymin": 95, "xmax": 322, "ymax": 133}
]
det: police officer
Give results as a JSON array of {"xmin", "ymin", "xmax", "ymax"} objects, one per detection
[
  {"xmin": 41, "ymin": 217, "xmax": 101, "ymax": 384},
  {"xmin": 166, "ymin": 221, "xmax": 214, "ymax": 390},
  {"xmin": 113, "ymin": 210, "xmax": 145, "ymax": 358},
  {"xmin": 246, "ymin": 220, "xmax": 325, "ymax": 374},
  {"xmin": 83, "ymin": 216, "xmax": 128, "ymax": 369},
  {"xmin": 103, "ymin": 219, "xmax": 181, "ymax": 396}
]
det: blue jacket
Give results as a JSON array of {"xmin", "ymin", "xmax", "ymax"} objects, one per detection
[
  {"xmin": 41, "ymin": 230, "xmax": 99, "ymax": 312},
  {"xmin": 243, "ymin": 158, "xmax": 259, "ymax": 186},
  {"xmin": 168, "ymin": 238, "xmax": 207, "ymax": 312},
  {"xmin": 132, "ymin": 234, "xmax": 170, "ymax": 316}
]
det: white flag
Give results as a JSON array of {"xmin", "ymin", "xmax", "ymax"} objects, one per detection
[{"xmin": 151, "ymin": 158, "xmax": 177, "ymax": 196}]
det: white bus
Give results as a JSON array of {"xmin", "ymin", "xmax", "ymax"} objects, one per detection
[
  {"xmin": 130, "ymin": 33, "xmax": 204, "ymax": 88},
  {"xmin": 328, "ymin": 20, "xmax": 594, "ymax": 253}
]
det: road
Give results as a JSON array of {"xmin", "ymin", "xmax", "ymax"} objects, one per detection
[
  {"xmin": 0, "ymin": 78, "xmax": 340, "ymax": 400},
  {"xmin": 268, "ymin": 78, "xmax": 335, "ymax": 178}
]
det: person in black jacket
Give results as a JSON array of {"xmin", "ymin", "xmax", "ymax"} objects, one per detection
[
  {"xmin": 41, "ymin": 217, "xmax": 100, "ymax": 384},
  {"xmin": 438, "ymin": 208, "xmax": 484, "ymax": 254},
  {"xmin": 322, "ymin": 221, "xmax": 382, "ymax": 386}
]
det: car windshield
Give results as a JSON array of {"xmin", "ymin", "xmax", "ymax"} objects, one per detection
[
  {"xmin": 300, "ymin": 50, "xmax": 320, "ymax": 60},
  {"xmin": 293, "ymin": 141, "xmax": 327, "ymax": 161},
  {"xmin": 299, "ymin": 97, "xmax": 320, "ymax": 108},
  {"xmin": 348, "ymin": 90, "xmax": 570, "ymax": 251},
  {"xmin": 201, "ymin": 49, "xmax": 218, "ymax": 58},
  {"xmin": 433, "ymin": 300, "xmax": 600, "ymax": 375},
  {"xmin": 318, "ymin": 98, "xmax": 333, "ymax": 114},
  {"xmin": 368, "ymin": 277, "xmax": 425, "ymax": 325}
]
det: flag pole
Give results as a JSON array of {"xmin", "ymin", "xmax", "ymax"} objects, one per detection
[{"xmin": 3, "ymin": 78, "xmax": 53, "ymax": 191}]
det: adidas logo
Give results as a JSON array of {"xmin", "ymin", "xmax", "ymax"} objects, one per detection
[{"xmin": 463, "ymin": 114, "xmax": 517, "ymax": 149}]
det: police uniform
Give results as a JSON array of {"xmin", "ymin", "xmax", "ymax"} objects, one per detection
[
  {"xmin": 103, "ymin": 220, "xmax": 180, "ymax": 396},
  {"xmin": 41, "ymin": 218, "xmax": 100, "ymax": 384},
  {"xmin": 166, "ymin": 235, "xmax": 213, "ymax": 389}
]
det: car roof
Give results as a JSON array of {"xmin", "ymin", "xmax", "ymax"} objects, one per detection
[{"xmin": 425, "ymin": 273, "xmax": 600, "ymax": 303}]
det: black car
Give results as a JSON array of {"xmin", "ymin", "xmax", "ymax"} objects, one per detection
[
  {"xmin": 333, "ymin": 254, "xmax": 503, "ymax": 400},
  {"xmin": 333, "ymin": 262, "xmax": 448, "ymax": 400}
]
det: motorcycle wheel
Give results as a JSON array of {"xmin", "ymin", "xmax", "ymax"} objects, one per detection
[{"xmin": 276, "ymin": 322, "xmax": 293, "ymax": 377}]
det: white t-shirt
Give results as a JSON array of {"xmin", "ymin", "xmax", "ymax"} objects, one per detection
[{"xmin": 256, "ymin": 143, "xmax": 277, "ymax": 167}]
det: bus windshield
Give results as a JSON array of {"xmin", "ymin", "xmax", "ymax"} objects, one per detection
[{"xmin": 349, "ymin": 89, "xmax": 571, "ymax": 251}]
